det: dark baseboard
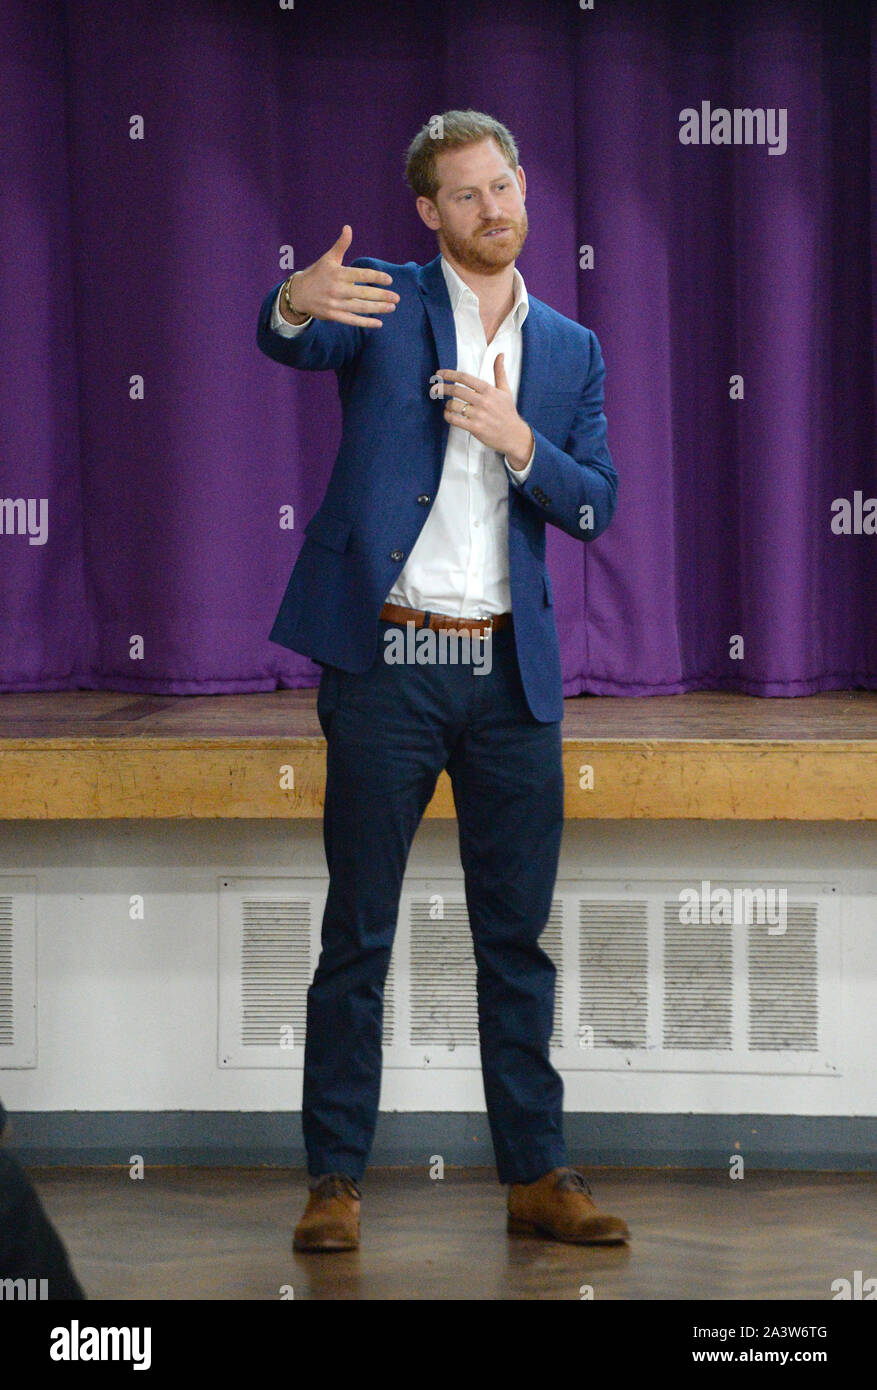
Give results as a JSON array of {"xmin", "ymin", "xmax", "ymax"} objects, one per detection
[{"xmin": 2, "ymin": 1111, "xmax": 876, "ymax": 1170}]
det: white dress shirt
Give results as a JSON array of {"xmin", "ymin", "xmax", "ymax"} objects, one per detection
[{"xmin": 270, "ymin": 255, "xmax": 535, "ymax": 617}]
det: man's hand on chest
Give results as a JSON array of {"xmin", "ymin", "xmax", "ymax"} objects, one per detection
[{"xmin": 431, "ymin": 356, "xmax": 534, "ymax": 467}]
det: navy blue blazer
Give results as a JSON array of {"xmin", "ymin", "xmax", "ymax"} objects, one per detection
[{"xmin": 256, "ymin": 253, "xmax": 618, "ymax": 723}]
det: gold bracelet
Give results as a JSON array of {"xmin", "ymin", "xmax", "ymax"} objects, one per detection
[{"xmin": 282, "ymin": 272, "xmax": 305, "ymax": 319}]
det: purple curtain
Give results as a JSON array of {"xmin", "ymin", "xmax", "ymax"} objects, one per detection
[{"xmin": 1, "ymin": 0, "xmax": 874, "ymax": 697}]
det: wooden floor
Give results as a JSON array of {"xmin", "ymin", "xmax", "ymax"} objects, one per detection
[
  {"xmin": 31, "ymin": 1166, "xmax": 877, "ymax": 1301},
  {"xmin": 1, "ymin": 690, "xmax": 876, "ymax": 818}
]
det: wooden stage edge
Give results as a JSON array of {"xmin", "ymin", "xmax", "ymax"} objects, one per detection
[{"xmin": 0, "ymin": 690, "xmax": 876, "ymax": 820}]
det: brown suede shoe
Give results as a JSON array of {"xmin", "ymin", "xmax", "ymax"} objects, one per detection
[
  {"xmin": 293, "ymin": 1173, "xmax": 361, "ymax": 1252},
  {"xmin": 507, "ymin": 1167, "xmax": 630, "ymax": 1244}
]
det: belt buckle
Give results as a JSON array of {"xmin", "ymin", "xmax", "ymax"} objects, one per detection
[{"xmin": 477, "ymin": 614, "xmax": 494, "ymax": 638}]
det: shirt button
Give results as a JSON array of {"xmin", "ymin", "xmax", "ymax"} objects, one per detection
[{"xmin": 390, "ymin": 549, "xmax": 404, "ymax": 562}]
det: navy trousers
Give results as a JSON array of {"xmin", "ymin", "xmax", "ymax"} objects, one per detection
[{"xmin": 304, "ymin": 616, "xmax": 568, "ymax": 1185}]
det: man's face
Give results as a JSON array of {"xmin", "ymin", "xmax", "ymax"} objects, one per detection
[{"xmin": 419, "ymin": 137, "xmax": 528, "ymax": 274}]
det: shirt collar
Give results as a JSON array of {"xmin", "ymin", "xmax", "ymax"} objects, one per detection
[{"xmin": 440, "ymin": 254, "xmax": 529, "ymax": 329}]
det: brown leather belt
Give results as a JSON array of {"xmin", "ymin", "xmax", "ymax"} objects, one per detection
[{"xmin": 379, "ymin": 601, "xmax": 511, "ymax": 636}]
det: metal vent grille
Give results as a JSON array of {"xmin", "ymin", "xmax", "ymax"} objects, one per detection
[
  {"xmin": 663, "ymin": 901, "xmax": 733, "ymax": 1050},
  {"xmin": 748, "ymin": 904, "xmax": 818, "ymax": 1050},
  {"xmin": 410, "ymin": 899, "xmax": 477, "ymax": 1047},
  {"xmin": 579, "ymin": 900, "xmax": 648, "ymax": 1048},
  {"xmin": 218, "ymin": 877, "xmax": 838, "ymax": 1077},
  {"xmin": 408, "ymin": 896, "xmax": 563, "ymax": 1050},
  {"xmin": 543, "ymin": 898, "xmax": 563, "ymax": 1045},
  {"xmin": 0, "ymin": 897, "xmax": 13, "ymax": 1046},
  {"xmin": 0, "ymin": 879, "xmax": 37, "ymax": 1068},
  {"xmin": 383, "ymin": 954, "xmax": 395, "ymax": 1047},
  {"xmin": 219, "ymin": 880, "xmax": 394, "ymax": 1066},
  {"xmin": 241, "ymin": 899, "xmax": 311, "ymax": 1048},
  {"xmin": 569, "ymin": 880, "xmax": 836, "ymax": 1074}
]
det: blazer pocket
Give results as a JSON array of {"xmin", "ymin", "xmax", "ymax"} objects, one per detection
[{"xmin": 304, "ymin": 510, "xmax": 354, "ymax": 554}]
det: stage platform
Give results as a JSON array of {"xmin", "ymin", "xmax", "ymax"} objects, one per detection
[{"xmin": 0, "ymin": 690, "xmax": 875, "ymax": 820}]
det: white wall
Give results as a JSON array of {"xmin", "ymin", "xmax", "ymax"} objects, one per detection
[{"xmin": 0, "ymin": 817, "xmax": 875, "ymax": 1116}]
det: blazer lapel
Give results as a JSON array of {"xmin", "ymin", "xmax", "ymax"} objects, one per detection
[
  {"xmin": 516, "ymin": 297, "xmax": 550, "ymax": 435},
  {"xmin": 417, "ymin": 253, "xmax": 457, "ymax": 372},
  {"xmin": 417, "ymin": 255, "xmax": 457, "ymax": 474}
]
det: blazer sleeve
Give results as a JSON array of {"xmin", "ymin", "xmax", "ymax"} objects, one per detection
[
  {"xmin": 256, "ymin": 263, "xmax": 371, "ymax": 372},
  {"xmin": 514, "ymin": 329, "xmax": 618, "ymax": 544}
]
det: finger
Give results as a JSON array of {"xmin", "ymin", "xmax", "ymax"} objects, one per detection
[
  {"xmin": 340, "ymin": 266, "xmax": 396, "ymax": 288},
  {"xmin": 326, "ymin": 224, "xmax": 353, "ymax": 263},
  {"xmin": 434, "ymin": 382, "xmax": 478, "ymax": 402},
  {"xmin": 339, "ymin": 279, "xmax": 399, "ymax": 304},
  {"xmin": 494, "ymin": 356, "xmax": 511, "ymax": 392},
  {"xmin": 435, "ymin": 369, "xmax": 487, "ymax": 391},
  {"xmin": 330, "ymin": 309, "xmax": 385, "ymax": 329},
  {"xmin": 443, "ymin": 406, "xmax": 476, "ymax": 430},
  {"xmin": 342, "ymin": 296, "xmax": 396, "ymax": 315}
]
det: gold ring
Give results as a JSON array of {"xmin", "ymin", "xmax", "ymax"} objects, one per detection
[{"xmin": 460, "ymin": 401, "xmax": 470, "ymax": 418}]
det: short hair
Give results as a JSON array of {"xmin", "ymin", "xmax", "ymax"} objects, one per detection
[{"xmin": 404, "ymin": 109, "xmax": 520, "ymax": 201}]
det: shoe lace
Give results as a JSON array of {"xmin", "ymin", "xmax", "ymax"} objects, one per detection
[
  {"xmin": 554, "ymin": 1168, "xmax": 593, "ymax": 1197},
  {"xmin": 310, "ymin": 1173, "xmax": 361, "ymax": 1201}
]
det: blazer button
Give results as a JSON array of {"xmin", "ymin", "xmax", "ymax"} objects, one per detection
[
  {"xmin": 390, "ymin": 549, "xmax": 404, "ymax": 562},
  {"xmin": 417, "ymin": 494, "xmax": 431, "ymax": 505}
]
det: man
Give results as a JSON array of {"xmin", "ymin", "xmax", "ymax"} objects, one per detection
[{"xmin": 257, "ymin": 110, "xmax": 627, "ymax": 1251}]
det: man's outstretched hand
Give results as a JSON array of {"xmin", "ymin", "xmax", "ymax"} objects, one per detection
[{"xmin": 280, "ymin": 225, "xmax": 399, "ymax": 328}]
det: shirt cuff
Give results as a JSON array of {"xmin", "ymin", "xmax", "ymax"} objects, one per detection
[
  {"xmin": 270, "ymin": 286, "xmax": 313, "ymax": 337},
  {"xmin": 504, "ymin": 433, "xmax": 536, "ymax": 484}
]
